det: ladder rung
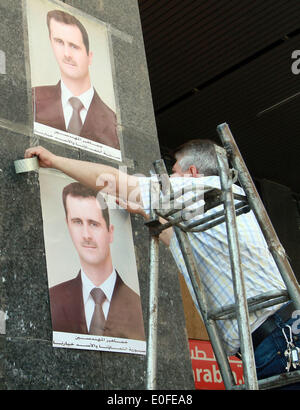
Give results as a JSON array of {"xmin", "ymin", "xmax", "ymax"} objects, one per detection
[
  {"xmin": 258, "ymin": 368, "xmax": 300, "ymax": 390},
  {"xmin": 156, "ymin": 192, "xmax": 205, "ymax": 220},
  {"xmin": 154, "ymin": 202, "xmax": 249, "ymax": 234},
  {"xmin": 232, "ymin": 368, "xmax": 300, "ymax": 390},
  {"xmin": 208, "ymin": 290, "xmax": 288, "ymax": 320},
  {"xmin": 155, "ymin": 185, "xmax": 222, "ymax": 219},
  {"xmin": 186, "ymin": 201, "xmax": 248, "ymax": 231},
  {"xmin": 188, "ymin": 205, "xmax": 250, "ymax": 233}
]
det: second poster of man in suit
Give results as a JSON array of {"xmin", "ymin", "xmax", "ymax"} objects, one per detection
[
  {"xmin": 27, "ymin": 0, "xmax": 121, "ymax": 161},
  {"xmin": 39, "ymin": 169, "xmax": 146, "ymax": 355}
]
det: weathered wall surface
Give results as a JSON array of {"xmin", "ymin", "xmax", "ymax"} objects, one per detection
[{"xmin": 0, "ymin": 0, "xmax": 194, "ymax": 390}]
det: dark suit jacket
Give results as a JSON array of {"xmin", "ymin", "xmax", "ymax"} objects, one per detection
[
  {"xmin": 33, "ymin": 82, "xmax": 120, "ymax": 150},
  {"xmin": 49, "ymin": 272, "xmax": 145, "ymax": 341}
]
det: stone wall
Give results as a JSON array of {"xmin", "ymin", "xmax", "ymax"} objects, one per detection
[{"xmin": 0, "ymin": 0, "xmax": 194, "ymax": 390}]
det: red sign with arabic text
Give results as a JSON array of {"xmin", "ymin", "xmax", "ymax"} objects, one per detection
[{"xmin": 189, "ymin": 339, "xmax": 244, "ymax": 390}]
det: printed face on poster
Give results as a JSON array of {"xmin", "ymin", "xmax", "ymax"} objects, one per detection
[
  {"xmin": 39, "ymin": 169, "xmax": 146, "ymax": 355},
  {"xmin": 26, "ymin": 0, "xmax": 121, "ymax": 161}
]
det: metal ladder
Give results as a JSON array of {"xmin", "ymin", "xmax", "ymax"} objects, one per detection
[{"xmin": 145, "ymin": 123, "xmax": 300, "ymax": 390}]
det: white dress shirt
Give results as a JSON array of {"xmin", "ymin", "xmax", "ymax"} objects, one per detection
[
  {"xmin": 60, "ymin": 80, "xmax": 94, "ymax": 129},
  {"xmin": 81, "ymin": 268, "xmax": 117, "ymax": 331}
]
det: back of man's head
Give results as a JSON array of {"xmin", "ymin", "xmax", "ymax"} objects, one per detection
[
  {"xmin": 62, "ymin": 182, "xmax": 110, "ymax": 228},
  {"xmin": 47, "ymin": 9, "xmax": 90, "ymax": 54},
  {"xmin": 174, "ymin": 139, "xmax": 220, "ymax": 176}
]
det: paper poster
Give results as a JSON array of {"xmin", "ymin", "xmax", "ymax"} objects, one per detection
[
  {"xmin": 27, "ymin": 0, "xmax": 121, "ymax": 161},
  {"xmin": 39, "ymin": 169, "xmax": 146, "ymax": 355}
]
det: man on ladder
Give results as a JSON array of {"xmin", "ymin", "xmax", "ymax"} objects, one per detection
[{"xmin": 24, "ymin": 130, "xmax": 300, "ymax": 389}]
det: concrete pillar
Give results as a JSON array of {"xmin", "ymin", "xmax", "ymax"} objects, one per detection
[{"xmin": 0, "ymin": 0, "xmax": 194, "ymax": 390}]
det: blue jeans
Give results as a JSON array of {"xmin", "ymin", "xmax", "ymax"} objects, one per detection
[{"xmin": 254, "ymin": 305, "xmax": 300, "ymax": 390}]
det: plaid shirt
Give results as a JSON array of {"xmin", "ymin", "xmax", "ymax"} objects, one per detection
[{"xmin": 139, "ymin": 175, "xmax": 285, "ymax": 355}]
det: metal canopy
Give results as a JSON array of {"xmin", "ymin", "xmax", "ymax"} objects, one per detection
[{"xmin": 138, "ymin": 0, "xmax": 300, "ymax": 193}]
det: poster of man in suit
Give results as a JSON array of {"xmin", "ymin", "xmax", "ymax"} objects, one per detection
[
  {"xmin": 39, "ymin": 169, "xmax": 146, "ymax": 355},
  {"xmin": 26, "ymin": 0, "xmax": 121, "ymax": 161}
]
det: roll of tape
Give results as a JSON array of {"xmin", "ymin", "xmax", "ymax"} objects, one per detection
[{"xmin": 14, "ymin": 157, "xmax": 39, "ymax": 174}]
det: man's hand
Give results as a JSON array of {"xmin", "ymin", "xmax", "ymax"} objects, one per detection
[
  {"xmin": 116, "ymin": 197, "xmax": 148, "ymax": 219},
  {"xmin": 25, "ymin": 146, "xmax": 57, "ymax": 168}
]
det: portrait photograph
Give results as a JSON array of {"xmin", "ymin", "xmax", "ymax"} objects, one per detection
[
  {"xmin": 39, "ymin": 169, "xmax": 146, "ymax": 355},
  {"xmin": 27, "ymin": 0, "xmax": 122, "ymax": 161}
]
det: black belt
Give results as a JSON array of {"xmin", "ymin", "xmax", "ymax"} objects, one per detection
[{"xmin": 251, "ymin": 302, "xmax": 295, "ymax": 350}]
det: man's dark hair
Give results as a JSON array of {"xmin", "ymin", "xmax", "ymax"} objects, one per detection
[
  {"xmin": 174, "ymin": 138, "xmax": 220, "ymax": 176},
  {"xmin": 47, "ymin": 9, "xmax": 90, "ymax": 54},
  {"xmin": 62, "ymin": 182, "xmax": 110, "ymax": 229}
]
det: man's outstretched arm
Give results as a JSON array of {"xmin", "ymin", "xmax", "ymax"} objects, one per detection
[
  {"xmin": 24, "ymin": 146, "xmax": 141, "ymax": 205},
  {"xmin": 25, "ymin": 146, "xmax": 173, "ymax": 246}
]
